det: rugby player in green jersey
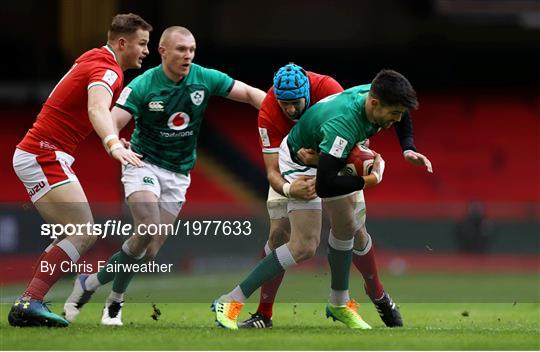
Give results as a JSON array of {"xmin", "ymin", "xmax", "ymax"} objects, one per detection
[
  {"xmin": 63, "ymin": 26, "xmax": 266, "ymax": 325},
  {"xmin": 213, "ymin": 69, "xmax": 419, "ymax": 329}
]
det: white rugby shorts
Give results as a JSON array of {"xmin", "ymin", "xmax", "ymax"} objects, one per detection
[
  {"xmin": 13, "ymin": 148, "xmax": 78, "ymax": 203},
  {"xmin": 267, "ymin": 185, "xmax": 288, "ymax": 219},
  {"xmin": 121, "ymin": 162, "xmax": 190, "ymax": 217}
]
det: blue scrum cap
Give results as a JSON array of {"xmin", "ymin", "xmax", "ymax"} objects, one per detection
[{"xmin": 273, "ymin": 63, "xmax": 310, "ymax": 108}]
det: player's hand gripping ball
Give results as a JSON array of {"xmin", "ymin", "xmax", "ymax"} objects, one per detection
[{"xmin": 340, "ymin": 144, "xmax": 376, "ymax": 176}]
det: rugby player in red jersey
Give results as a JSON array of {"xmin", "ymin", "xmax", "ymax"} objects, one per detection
[
  {"xmin": 8, "ymin": 13, "xmax": 152, "ymax": 327},
  {"xmin": 238, "ymin": 63, "xmax": 432, "ymax": 328}
]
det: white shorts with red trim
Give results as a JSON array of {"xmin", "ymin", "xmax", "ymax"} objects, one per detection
[{"xmin": 13, "ymin": 148, "xmax": 78, "ymax": 203}]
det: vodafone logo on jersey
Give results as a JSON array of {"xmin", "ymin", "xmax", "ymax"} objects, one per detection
[{"xmin": 167, "ymin": 112, "xmax": 190, "ymax": 130}]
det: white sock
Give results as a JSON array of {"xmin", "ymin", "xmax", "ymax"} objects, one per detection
[
  {"xmin": 328, "ymin": 231, "xmax": 354, "ymax": 251},
  {"xmin": 275, "ymin": 244, "xmax": 297, "ymax": 269},
  {"xmin": 263, "ymin": 241, "xmax": 272, "ymax": 256},
  {"xmin": 225, "ymin": 286, "xmax": 247, "ymax": 303},
  {"xmin": 56, "ymin": 239, "xmax": 81, "ymax": 262},
  {"xmin": 107, "ymin": 291, "xmax": 124, "ymax": 304},
  {"xmin": 330, "ymin": 289, "xmax": 350, "ymax": 306},
  {"xmin": 352, "ymin": 234, "xmax": 372, "ymax": 256},
  {"xmin": 122, "ymin": 241, "xmax": 146, "ymax": 260},
  {"xmin": 84, "ymin": 273, "xmax": 100, "ymax": 291}
]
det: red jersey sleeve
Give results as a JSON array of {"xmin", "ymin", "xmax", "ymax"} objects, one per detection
[
  {"xmin": 258, "ymin": 103, "xmax": 285, "ymax": 153},
  {"xmin": 311, "ymin": 75, "xmax": 344, "ymax": 103},
  {"xmin": 87, "ymin": 66, "xmax": 123, "ymax": 98}
]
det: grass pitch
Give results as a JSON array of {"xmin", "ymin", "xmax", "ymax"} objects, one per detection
[{"xmin": 1, "ymin": 272, "xmax": 539, "ymax": 350}]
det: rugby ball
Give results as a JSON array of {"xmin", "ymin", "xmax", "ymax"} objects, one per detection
[{"xmin": 340, "ymin": 144, "xmax": 375, "ymax": 176}]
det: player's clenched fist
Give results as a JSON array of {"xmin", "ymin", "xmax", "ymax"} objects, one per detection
[{"xmin": 290, "ymin": 175, "xmax": 317, "ymax": 200}]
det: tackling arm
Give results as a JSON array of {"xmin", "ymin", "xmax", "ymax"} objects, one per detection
[
  {"xmin": 227, "ymin": 80, "xmax": 266, "ymax": 109},
  {"xmin": 263, "ymin": 153, "xmax": 316, "ymax": 200}
]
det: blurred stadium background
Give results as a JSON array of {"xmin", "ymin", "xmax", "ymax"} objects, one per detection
[{"xmin": 0, "ymin": 0, "xmax": 538, "ymax": 303}]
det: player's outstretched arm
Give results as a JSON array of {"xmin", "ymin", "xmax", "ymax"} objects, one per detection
[
  {"xmin": 403, "ymin": 150, "xmax": 433, "ymax": 173},
  {"xmin": 394, "ymin": 111, "xmax": 433, "ymax": 173},
  {"xmin": 263, "ymin": 153, "xmax": 316, "ymax": 200},
  {"xmin": 87, "ymin": 85, "xmax": 143, "ymax": 167},
  {"xmin": 226, "ymin": 80, "xmax": 266, "ymax": 109}
]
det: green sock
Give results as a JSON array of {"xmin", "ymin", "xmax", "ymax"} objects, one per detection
[
  {"xmin": 96, "ymin": 251, "xmax": 121, "ymax": 285},
  {"xmin": 111, "ymin": 249, "xmax": 146, "ymax": 294},
  {"xmin": 328, "ymin": 245, "xmax": 352, "ymax": 291},
  {"xmin": 239, "ymin": 251, "xmax": 284, "ymax": 298}
]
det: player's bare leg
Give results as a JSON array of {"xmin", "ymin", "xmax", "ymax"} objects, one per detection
[
  {"xmin": 214, "ymin": 209, "xmax": 321, "ymax": 329},
  {"xmin": 144, "ymin": 208, "xmax": 175, "ymax": 260},
  {"xmin": 95, "ymin": 190, "xmax": 158, "ymax": 325},
  {"xmin": 238, "ymin": 217, "xmax": 290, "ymax": 328},
  {"xmin": 239, "ymin": 189, "xmax": 291, "ymax": 328},
  {"xmin": 286, "ymin": 209, "xmax": 322, "ymax": 262},
  {"xmin": 9, "ymin": 182, "xmax": 95, "ymax": 327},
  {"xmin": 64, "ymin": 194, "xmax": 176, "ymax": 324},
  {"xmin": 104, "ymin": 192, "xmax": 178, "ymax": 325},
  {"xmin": 322, "ymin": 194, "xmax": 371, "ymax": 329},
  {"xmin": 268, "ymin": 218, "xmax": 291, "ymax": 250}
]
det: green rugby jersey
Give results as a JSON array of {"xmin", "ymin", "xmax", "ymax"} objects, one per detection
[
  {"xmin": 287, "ymin": 84, "xmax": 381, "ymax": 163},
  {"xmin": 116, "ymin": 63, "xmax": 234, "ymax": 173}
]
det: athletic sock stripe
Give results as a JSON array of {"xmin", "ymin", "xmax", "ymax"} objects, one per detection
[
  {"xmin": 328, "ymin": 231, "xmax": 354, "ymax": 251},
  {"xmin": 122, "ymin": 241, "xmax": 146, "ymax": 260},
  {"xmin": 352, "ymin": 234, "xmax": 372, "ymax": 256},
  {"xmin": 263, "ymin": 241, "xmax": 271, "ymax": 256},
  {"xmin": 56, "ymin": 239, "xmax": 80, "ymax": 262},
  {"xmin": 274, "ymin": 244, "xmax": 296, "ymax": 269}
]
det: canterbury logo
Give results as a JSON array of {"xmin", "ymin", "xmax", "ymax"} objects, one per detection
[
  {"xmin": 148, "ymin": 101, "xmax": 164, "ymax": 111},
  {"xmin": 143, "ymin": 176, "xmax": 154, "ymax": 185}
]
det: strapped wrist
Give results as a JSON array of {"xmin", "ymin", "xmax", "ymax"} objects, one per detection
[
  {"xmin": 371, "ymin": 170, "xmax": 381, "ymax": 184},
  {"xmin": 103, "ymin": 134, "xmax": 120, "ymax": 153},
  {"xmin": 282, "ymin": 182, "xmax": 291, "ymax": 198},
  {"xmin": 108, "ymin": 142, "xmax": 122, "ymax": 155}
]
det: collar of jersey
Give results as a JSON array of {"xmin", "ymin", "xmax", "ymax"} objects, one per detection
[
  {"xmin": 357, "ymin": 94, "xmax": 368, "ymax": 122},
  {"xmin": 157, "ymin": 64, "xmax": 191, "ymax": 86},
  {"xmin": 103, "ymin": 44, "xmax": 117, "ymax": 62}
]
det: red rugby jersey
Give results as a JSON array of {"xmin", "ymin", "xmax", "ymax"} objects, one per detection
[{"xmin": 18, "ymin": 46, "xmax": 124, "ymax": 154}]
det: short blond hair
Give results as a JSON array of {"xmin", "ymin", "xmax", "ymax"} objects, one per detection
[{"xmin": 159, "ymin": 26, "xmax": 194, "ymax": 46}]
